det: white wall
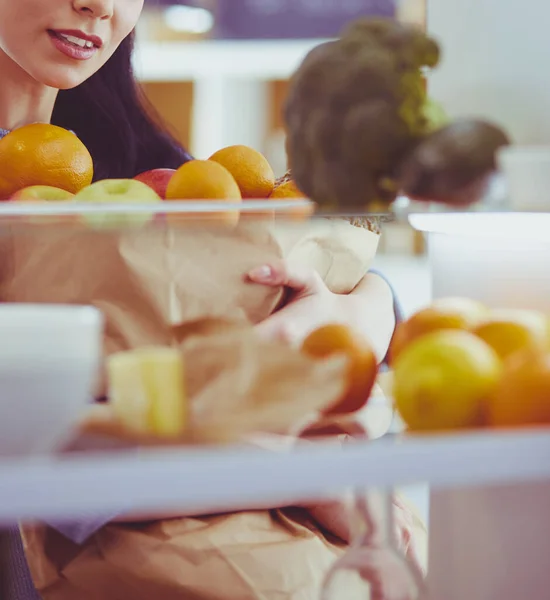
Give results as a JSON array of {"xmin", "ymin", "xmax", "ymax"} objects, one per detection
[{"xmin": 427, "ymin": 0, "xmax": 550, "ymax": 144}]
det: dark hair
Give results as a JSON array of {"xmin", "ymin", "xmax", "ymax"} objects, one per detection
[{"xmin": 51, "ymin": 31, "xmax": 193, "ymax": 181}]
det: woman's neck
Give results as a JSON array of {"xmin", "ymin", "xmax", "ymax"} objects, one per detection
[{"xmin": 0, "ymin": 50, "xmax": 58, "ymax": 131}]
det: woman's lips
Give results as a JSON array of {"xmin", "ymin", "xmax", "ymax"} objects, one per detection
[{"xmin": 47, "ymin": 30, "xmax": 100, "ymax": 61}]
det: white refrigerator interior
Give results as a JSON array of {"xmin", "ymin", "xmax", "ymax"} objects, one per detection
[
  {"xmin": 428, "ymin": 0, "xmax": 550, "ymax": 144},
  {"xmin": 425, "ymin": 4, "xmax": 550, "ymax": 593}
]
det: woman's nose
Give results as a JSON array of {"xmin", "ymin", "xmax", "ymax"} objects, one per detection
[{"xmin": 72, "ymin": 0, "xmax": 114, "ymax": 20}]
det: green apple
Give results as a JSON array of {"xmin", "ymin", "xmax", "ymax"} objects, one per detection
[
  {"xmin": 75, "ymin": 179, "xmax": 162, "ymax": 228},
  {"xmin": 10, "ymin": 185, "xmax": 75, "ymax": 202},
  {"xmin": 9, "ymin": 185, "xmax": 76, "ymax": 227}
]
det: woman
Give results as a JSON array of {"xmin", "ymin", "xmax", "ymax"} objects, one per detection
[
  {"xmin": 0, "ymin": 0, "xmax": 397, "ymax": 359},
  {"xmin": 0, "ymin": 0, "xmax": 192, "ymax": 177},
  {"xmin": 1, "ymin": 1, "xmax": 413, "ymax": 598}
]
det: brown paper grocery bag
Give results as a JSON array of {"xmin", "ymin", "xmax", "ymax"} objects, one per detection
[
  {"xmin": 272, "ymin": 218, "xmax": 380, "ymax": 294},
  {"xmin": 23, "ymin": 509, "xmax": 345, "ymax": 600},
  {"xmin": 13, "ymin": 217, "xmax": 382, "ymax": 600},
  {"xmin": 0, "ymin": 217, "xmax": 379, "ymax": 401},
  {"xmin": 0, "ymin": 222, "xmax": 284, "ymax": 351},
  {"xmin": 0, "ymin": 218, "xmax": 379, "ymax": 353}
]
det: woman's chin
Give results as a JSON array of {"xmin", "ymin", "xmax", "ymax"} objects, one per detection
[{"xmin": 38, "ymin": 69, "xmax": 91, "ymax": 91}]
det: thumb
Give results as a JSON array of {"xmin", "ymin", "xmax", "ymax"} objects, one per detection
[{"xmin": 248, "ymin": 261, "xmax": 324, "ymax": 294}]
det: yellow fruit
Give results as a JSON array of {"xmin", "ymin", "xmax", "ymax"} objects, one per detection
[
  {"xmin": 389, "ymin": 297, "xmax": 488, "ymax": 364},
  {"xmin": 430, "ymin": 297, "xmax": 488, "ymax": 314},
  {"xmin": 393, "ymin": 330, "xmax": 502, "ymax": 432},
  {"xmin": 10, "ymin": 185, "xmax": 75, "ymax": 202},
  {"xmin": 269, "ymin": 179, "xmax": 313, "ymax": 220},
  {"xmin": 75, "ymin": 179, "xmax": 161, "ymax": 229},
  {"xmin": 209, "ymin": 145, "xmax": 275, "ymax": 199},
  {"xmin": 9, "ymin": 185, "xmax": 77, "ymax": 226},
  {"xmin": 489, "ymin": 348, "xmax": 550, "ymax": 427},
  {"xmin": 108, "ymin": 347, "xmax": 187, "ymax": 438},
  {"xmin": 302, "ymin": 324, "xmax": 378, "ymax": 415},
  {"xmin": 0, "ymin": 124, "xmax": 93, "ymax": 199},
  {"xmin": 165, "ymin": 159, "xmax": 241, "ymax": 226},
  {"xmin": 472, "ymin": 309, "xmax": 550, "ymax": 361},
  {"xmin": 166, "ymin": 159, "xmax": 241, "ymax": 201},
  {"xmin": 270, "ymin": 179, "xmax": 306, "ymax": 199}
]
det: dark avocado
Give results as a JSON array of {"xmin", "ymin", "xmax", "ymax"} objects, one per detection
[{"xmin": 398, "ymin": 119, "xmax": 511, "ymax": 206}]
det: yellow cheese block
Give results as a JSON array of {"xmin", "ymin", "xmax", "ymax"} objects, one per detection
[{"xmin": 107, "ymin": 347, "xmax": 187, "ymax": 437}]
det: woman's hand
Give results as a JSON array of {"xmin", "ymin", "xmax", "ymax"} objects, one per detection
[
  {"xmin": 248, "ymin": 261, "xmax": 338, "ymax": 345},
  {"xmin": 247, "ymin": 261, "xmax": 396, "ymax": 362}
]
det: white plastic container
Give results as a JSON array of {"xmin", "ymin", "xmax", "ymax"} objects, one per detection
[
  {"xmin": 409, "ymin": 212, "xmax": 550, "ymax": 310},
  {"xmin": 0, "ymin": 304, "xmax": 103, "ymax": 456},
  {"xmin": 409, "ymin": 211, "xmax": 550, "ymax": 600},
  {"xmin": 498, "ymin": 146, "xmax": 550, "ymax": 212}
]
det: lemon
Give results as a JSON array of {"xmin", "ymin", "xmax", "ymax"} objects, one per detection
[
  {"xmin": 430, "ymin": 297, "xmax": 488, "ymax": 319},
  {"xmin": 472, "ymin": 309, "xmax": 550, "ymax": 361},
  {"xmin": 393, "ymin": 330, "xmax": 502, "ymax": 432},
  {"xmin": 389, "ymin": 297, "xmax": 488, "ymax": 364}
]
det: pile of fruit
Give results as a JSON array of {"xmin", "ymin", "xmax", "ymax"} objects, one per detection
[
  {"xmin": 390, "ymin": 298, "xmax": 550, "ymax": 432},
  {"xmin": 0, "ymin": 123, "xmax": 310, "ymax": 226},
  {"xmin": 105, "ymin": 323, "xmax": 380, "ymax": 441},
  {"xmin": 91, "ymin": 302, "xmax": 550, "ymax": 441}
]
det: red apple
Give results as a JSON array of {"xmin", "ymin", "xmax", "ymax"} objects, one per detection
[{"xmin": 134, "ymin": 169, "xmax": 176, "ymax": 200}]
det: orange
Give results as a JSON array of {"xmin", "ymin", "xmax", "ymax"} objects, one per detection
[
  {"xmin": 393, "ymin": 330, "xmax": 502, "ymax": 432},
  {"xmin": 389, "ymin": 297, "xmax": 488, "ymax": 364},
  {"xmin": 165, "ymin": 159, "xmax": 242, "ymax": 227},
  {"xmin": 472, "ymin": 309, "xmax": 550, "ymax": 361},
  {"xmin": 489, "ymin": 348, "xmax": 550, "ymax": 427},
  {"xmin": 0, "ymin": 124, "xmax": 93, "ymax": 199},
  {"xmin": 269, "ymin": 179, "xmax": 314, "ymax": 221},
  {"xmin": 209, "ymin": 145, "xmax": 275, "ymax": 199},
  {"xmin": 270, "ymin": 179, "xmax": 306, "ymax": 199},
  {"xmin": 240, "ymin": 178, "xmax": 312, "ymax": 222},
  {"xmin": 302, "ymin": 323, "xmax": 378, "ymax": 415}
]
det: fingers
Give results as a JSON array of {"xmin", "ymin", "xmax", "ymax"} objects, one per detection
[
  {"xmin": 248, "ymin": 260, "xmax": 324, "ymax": 294},
  {"xmin": 254, "ymin": 316, "xmax": 295, "ymax": 344}
]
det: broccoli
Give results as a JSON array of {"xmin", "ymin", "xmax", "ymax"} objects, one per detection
[
  {"xmin": 284, "ymin": 18, "xmax": 510, "ymax": 212},
  {"xmin": 284, "ymin": 18, "xmax": 440, "ymax": 211}
]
